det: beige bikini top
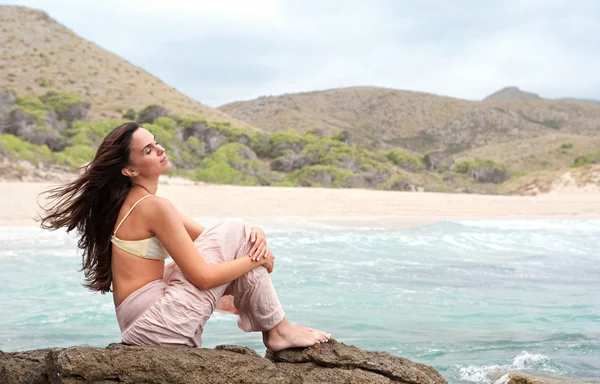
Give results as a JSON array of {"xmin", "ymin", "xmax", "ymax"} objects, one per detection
[{"xmin": 110, "ymin": 195, "xmax": 170, "ymax": 261}]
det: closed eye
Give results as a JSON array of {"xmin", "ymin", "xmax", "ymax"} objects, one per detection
[{"xmin": 145, "ymin": 142, "xmax": 159, "ymax": 154}]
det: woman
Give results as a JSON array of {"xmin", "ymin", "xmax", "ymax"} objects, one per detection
[{"xmin": 40, "ymin": 122, "xmax": 330, "ymax": 350}]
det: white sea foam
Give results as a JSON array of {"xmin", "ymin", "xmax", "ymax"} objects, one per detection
[{"xmin": 458, "ymin": 351, "xmax": 557, "ymax": 383}]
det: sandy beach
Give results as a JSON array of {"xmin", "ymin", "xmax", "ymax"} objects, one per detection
[{"xmin": 1, "ymin": 181, "xmax": 599, "ymax": 228}]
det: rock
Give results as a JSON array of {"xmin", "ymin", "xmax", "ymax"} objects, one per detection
[
  {"xmin": 0, "ymin": 347, "xmax": 52, "ymax": 384},
  {"xmin": 0, "ymin": 340, "xmax": 446, "ymax": 384},
  {"xmin": 505, "ymin": 372, "xmax": 541, "ymax": 384},
  {"xmin": 470, "ymin": 165, "xmax": 508, "ymax": 183},
  {"xmin": 267, "ymin": 340, "xmax": 447, "ymax": 383}
]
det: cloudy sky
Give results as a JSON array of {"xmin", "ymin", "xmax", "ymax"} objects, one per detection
[{"xmin": 2, "ymin": 0, "xmax": 599, "ymax": 106}]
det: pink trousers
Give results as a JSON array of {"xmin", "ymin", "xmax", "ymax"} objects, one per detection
[{"xmin": 115, "ymin": 218, "xmax": 285, "ymax": 347}]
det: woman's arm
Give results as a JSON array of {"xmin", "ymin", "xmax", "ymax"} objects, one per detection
[
  {"xmin": 147, "ymin": 197, "xmax": 265, "ymax": 290},
  {"xmin": 178, "ymin": 211, "xmax": 205, "ymax": 240}
]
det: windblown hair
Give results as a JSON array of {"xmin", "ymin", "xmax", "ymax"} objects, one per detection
[{"xmin": 40, "ymin": 122, "xmax": 141, "ymax": 293}]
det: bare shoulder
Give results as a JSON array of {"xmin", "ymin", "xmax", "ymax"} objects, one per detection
[
  {"xmin": 139, "ymin": 195, "xmax": 177, "ymax": 218},
  {"xmin": 136, "ymin": 196, "xmax": 184, "ymax": 237}
]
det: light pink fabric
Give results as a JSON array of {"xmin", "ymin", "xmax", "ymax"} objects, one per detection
[{"xmin": 115, "ymin": 218, "xmax": 285, "ymax": 347}]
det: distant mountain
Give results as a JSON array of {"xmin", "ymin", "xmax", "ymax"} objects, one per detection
[
  {"xmin": 483, "ymin": 86, "xmax": 542, "ymax": 101},
  {"xmin": 0, "ymin": 6, "xmax": 251, "ymax": 126},
  {"xmin": 558, "ymin": 98, "xmax": 600, "ymax": 106},
  {"xmin": 484, "ymin": 87, "xmax": 600, "ymax": 106},
  {"xmin": 219, "ymin": 86, "xmax": 600, "ymax": 153}
]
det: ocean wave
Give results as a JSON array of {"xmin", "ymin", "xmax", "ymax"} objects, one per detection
[
  {"xmin": 453, "ymin": 219, "xmax": 600, "ymax": 233},
  {"xmin": 458, "ymin": 351, "xmax": 560, "ymax": 383}
]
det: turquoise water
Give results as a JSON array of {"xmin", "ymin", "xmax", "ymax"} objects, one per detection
[{"xmin": 1, "ymin": 219, "xmax": 599, "ymax": 383}]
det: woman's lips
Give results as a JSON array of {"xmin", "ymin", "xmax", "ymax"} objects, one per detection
[{"xmin": 161, "ymin": 156, "xmax": 168, "ymax": 163}]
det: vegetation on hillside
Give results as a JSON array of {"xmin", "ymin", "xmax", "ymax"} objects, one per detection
[
  {"xmin": 218, "ymin": 86, "xmax": 600, "ymax": 156},
  {"xmin": 0, "ymin": 5, "xmax": 249, "ymax": 126},
  {"xmin": 1, "ymin": 87, "xmax": 597, "ymax": 194}
]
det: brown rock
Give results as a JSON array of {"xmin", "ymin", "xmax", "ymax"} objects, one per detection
[
  {"xmin": 506, "ymin": 372, "xmax": 542, "ymax": 383},
  {"xmin": 0, "ymin": 340, "xmax": 446, "ymax": 384},
  {"xmin": 267, "ymin": 340, "xmax": 447, "ymax": 384}
]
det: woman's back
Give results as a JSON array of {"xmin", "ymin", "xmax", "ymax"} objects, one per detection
[{"xmin": 111, "ymin": 193, "xmax": 165, "ymax": 308}]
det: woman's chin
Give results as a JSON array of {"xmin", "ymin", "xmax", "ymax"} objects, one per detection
[{"xmin": 160, "ymin": 162, "xmax": 172, "ymax": 173}]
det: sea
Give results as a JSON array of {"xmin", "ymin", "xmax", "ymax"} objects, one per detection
[{"xmin": 1, "ymin": 218, "xmax": 599, "ymax": 383}]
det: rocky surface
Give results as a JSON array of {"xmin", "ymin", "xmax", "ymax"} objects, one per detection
[{"xmin": 0, "ymin": 339, "xmax": 447, "ymax": 384}]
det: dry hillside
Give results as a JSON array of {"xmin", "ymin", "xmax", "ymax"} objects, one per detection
[
  {"xmin": 219, "ymin": 86, "xmax": 600, "ymax": 153},
  {"xmin": 0, "ymin": 6, "xmax": 251, "ymax": 126},
  {"xmin": 483, "ymin": 86, "xmax": 541, "ymax": 101}
]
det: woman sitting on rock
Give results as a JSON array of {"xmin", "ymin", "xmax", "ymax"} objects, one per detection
[{"xmin": 40, "ymin": 122, "xmax": 330, "ymax": 351}]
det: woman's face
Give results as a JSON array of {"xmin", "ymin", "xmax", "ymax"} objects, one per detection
[{"xmin": 126, "ymin": 127, "xmax": 171, "ymax": 177}]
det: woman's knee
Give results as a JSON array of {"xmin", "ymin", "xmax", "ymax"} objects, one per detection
[
  {"xmin": 221, "ymin": 217, "xmax": 248, "ymax": 228},
  {"xmin": 221, "ymin": 217, "xmax": 251, "ymax": 241}
]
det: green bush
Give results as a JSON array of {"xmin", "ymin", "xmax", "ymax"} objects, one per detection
[
  {"xmin": 571, "ymin": 151, "xmax": 600, "ymax": 168},
  {"xmin": 52, "ymin": 144, "xmax": 95, "ymax": 168},
  {"xmin": 193, "ymin": 143, "xmax": 273, "ymax": 186},
  {"xmin": 384, "ymin": 149, "xmax": 423, "ymax": 172},
  {"xmin": 561, "ymin": 143, "xmax": 573, "ymax": 149},
  {"xmin": 15, "ymin": 95, "xmax": 48, "ymax": 122},
  {"xmin": 0, "ymin": 134, "xmax": 52, "ymax": 164},
  {"xmin": 287, "ymin": 164, "xmax": 360, "ymax": 188},
  {"xmin": 298, "ymin": 138, "xmax": 387, "ymax": 174},
  {"xmin": 39, "ymin": 90, "xmax": 81, "ymax": 114},
  {"xmin": 153, "ymin": 116, "xmax": 177, "ymax": 130},
  {"xmin": 193, "ymin": 159, "xmax": 253, "ymax": 185},
  {"xmin": 144, "ymin": 123, "xmax": 177, "ymax": 150},
  {"xmin": 269, "ymin": 129, "xmax": 311, "ymax": 157},
  {"xmin": 182, "ymin": 136, "xmax": 205, "ymax": 162},
  {"xmin": 454, "ymin": 158, "xmax": 505, "ymax": 174},
  {"xmin": 178, "ymin": 115, "xmax": 207, "ymax": 128},
  {"xmin": 376, "ymin": 174, "xmax": 415, "ymax": 191},
  {"xmin": 299, "ymin": 139, "xmax": 336, "ymax": 163},
  {"xmin": 63, "ymin": 120, "xmax": 126, "ymax": 145},
  {"xmin": 122, "ymin": 108, "xmax": 136, "ymax": 120}
]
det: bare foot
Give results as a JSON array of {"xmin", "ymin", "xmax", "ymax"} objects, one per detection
[{"xmin": 263, "ymin": 318, "xmax": 331, "ymax": 352}]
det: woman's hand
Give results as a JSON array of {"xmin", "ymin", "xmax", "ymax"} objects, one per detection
[
  {"xmin": 248, "ymin": 226, "xmax": 268, "ymax": 261},
  {"xmin": 261, "ymin": 250, "xmax": 275, "ymax": 273}
]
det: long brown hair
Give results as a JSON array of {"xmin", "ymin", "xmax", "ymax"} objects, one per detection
[{"xmin": 40, "ymin": 122, "xmax": 141, "ymax": 293}]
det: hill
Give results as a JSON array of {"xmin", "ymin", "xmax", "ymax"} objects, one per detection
[
  {"xmin": 1, "ymin": 6, "xmax": 598, "ymax": 195},
  {"xmin": 483, "ymin": 86, "xmax": 541, "ymax": 101},
  {"xmin": 0, "ymin": 6, "xmax": 250, "ymax": 127},
  {"xmin": 218, "ymin": 86, "xmax": 600, "ymax": 153}
]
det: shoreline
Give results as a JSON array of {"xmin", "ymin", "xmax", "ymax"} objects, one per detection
[{"xmin": 2, "ymin": 181, "xmax": 599, "ymax": 228}]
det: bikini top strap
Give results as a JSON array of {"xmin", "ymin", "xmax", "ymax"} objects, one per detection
[{"xmin": 113, "ymin": 194, "xmax": 153, "ymax": 235}]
